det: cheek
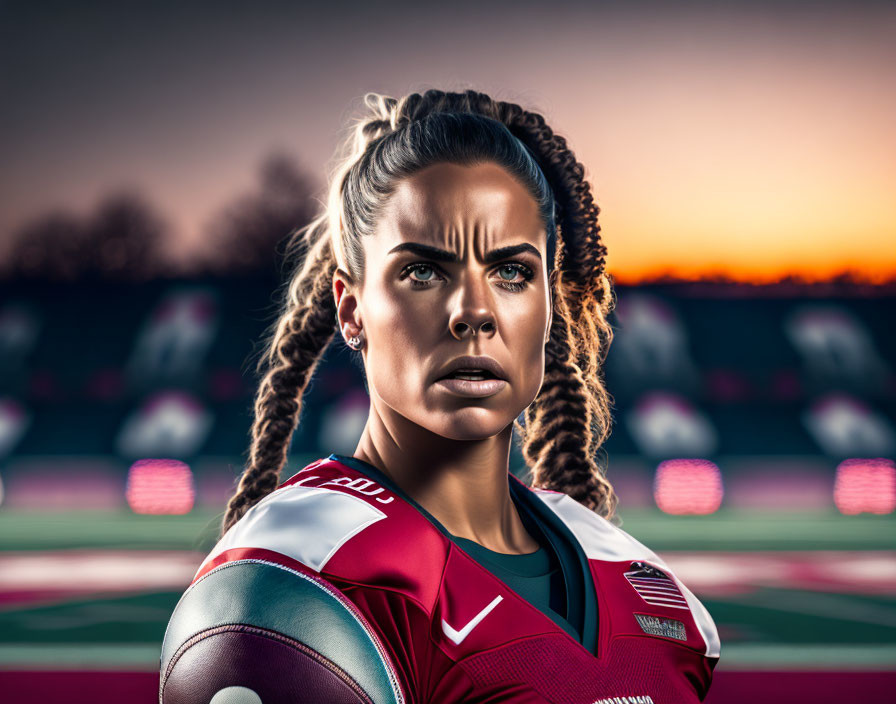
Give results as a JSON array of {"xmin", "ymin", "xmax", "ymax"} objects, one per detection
[
  {"xmin": 362, "ymin": 287, "xmax": 436, "ymax": 390},
  {"xmin": 516, "ymin": 315, "xmax": 549, "ymax": 393}
]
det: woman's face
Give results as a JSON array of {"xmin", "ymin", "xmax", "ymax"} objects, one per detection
[{"xmin": 335, "ymin": 160, "xmax": 553, "ymax": 442}]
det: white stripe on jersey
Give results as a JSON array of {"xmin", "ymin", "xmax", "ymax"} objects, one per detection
[{"xmin": 197, "ymin": 484, "xmax": 387, "ymax": 578}]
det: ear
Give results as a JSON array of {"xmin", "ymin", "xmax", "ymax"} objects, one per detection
[{"xmin": 333, "ymin": 268, "xmax": 362, "ymax": 339}]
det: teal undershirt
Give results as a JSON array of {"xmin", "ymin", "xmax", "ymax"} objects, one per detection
[
  {"xmin": 328, "ymin": 454, "xmax": 583, "ymax": 644},
  {"xmin": 448, "ymin": 525, "xmax": 580, "ymax": 642}
]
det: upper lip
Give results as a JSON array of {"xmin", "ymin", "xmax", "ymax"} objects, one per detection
[{"xmin": 435, "ymin": 355, "xmax": 508, "ymax": 381}]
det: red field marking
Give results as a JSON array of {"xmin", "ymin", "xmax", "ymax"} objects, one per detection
[
  {"xmin": 704, "ymin": 670, "xmax": 896, "ymax": 703},
  {"xmin": 0, "ymin": 671, "xmax": 159, "ymax": 704},
  {"xmin": 0, "ymin": 670, "xmax": 893, "ymax": 704}
]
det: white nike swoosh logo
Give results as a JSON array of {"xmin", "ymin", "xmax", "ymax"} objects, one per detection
[{"xmin": 441, "ymin": 595, "xmax": 504, "ymax": 645}]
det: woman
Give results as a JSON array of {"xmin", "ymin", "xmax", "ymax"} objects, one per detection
[{"xmin": 160, "ymin": 88, "xmax": 720, "ymax": 704}]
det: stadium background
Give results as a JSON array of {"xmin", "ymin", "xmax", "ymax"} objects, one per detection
[{"xmin": 1, "ymin": 1, "xmax": 894, "ymax": 702}]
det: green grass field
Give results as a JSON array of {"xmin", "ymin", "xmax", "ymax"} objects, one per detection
[
  {"xmin": 1, "ymin": 508, "xmax": 893, "ymax": 671},
  {"xmin": 0, "ymin": 507, "xmax": 892, "ymax": 552}
]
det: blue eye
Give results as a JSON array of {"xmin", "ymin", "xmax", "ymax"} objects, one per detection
[
  {"xmin": 400, "ymin": 262, "xmax": 534, "ymax": 292},
  {"xmin": 494, "ymin": 263, "xmax": 535, "ymax": 291},
  {"xmin": 498, "ymin": 265, "xmax": 521, "ymax": 281},
  {"xmin": 410, "ymin": 264, "xmax": 436, "ymax": 282}
]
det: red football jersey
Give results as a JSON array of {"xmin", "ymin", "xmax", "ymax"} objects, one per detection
[{"xmin": 188, "ymin": 455, "xmax": 720, "ymax": 703}]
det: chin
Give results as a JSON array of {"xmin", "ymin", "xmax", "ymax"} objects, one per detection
[{"xmin": 424, "ymin": 408, "xmax": 516, "ymax": 442}]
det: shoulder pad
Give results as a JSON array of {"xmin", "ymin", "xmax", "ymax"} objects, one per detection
[
  {"xmin": 193, "ymin": 457, "xmax": 448, "ymax": 613},
  {"xmin": 196, "ymin": 481, "xmax": 389, "ymax": 578}
]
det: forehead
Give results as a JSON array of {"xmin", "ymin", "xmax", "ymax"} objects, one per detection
[{"xmin": 374, "ymin": 161, "xmax": 545, "ymax": 251}]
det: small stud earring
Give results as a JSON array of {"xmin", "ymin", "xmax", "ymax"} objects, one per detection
[{"xmin": 337, "ymin": 313, "xmax": 363, "ymax": 350}]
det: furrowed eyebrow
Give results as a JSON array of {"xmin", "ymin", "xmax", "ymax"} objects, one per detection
[{"xmin": 387, "ymin": 241, "xmax": 542, "ymax": 264}]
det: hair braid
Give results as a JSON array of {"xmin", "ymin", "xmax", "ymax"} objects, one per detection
[
  {"xmin": 221, "ymin": 222, "xmax": 337, "ymax": 535},
  {"xmin": 503, "ymin": 106, "xmax": 618, "ymax": 521}
]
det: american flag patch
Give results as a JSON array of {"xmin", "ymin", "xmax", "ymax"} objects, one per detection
[{"xmin": 624, "ymin": 561, "xmax": 689, "ymax": 610}]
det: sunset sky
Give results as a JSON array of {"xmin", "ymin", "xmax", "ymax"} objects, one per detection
[{"xmin": 2, "ymin": 0, "xmax": 894, "ymax": 282}]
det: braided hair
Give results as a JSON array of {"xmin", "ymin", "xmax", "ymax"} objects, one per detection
[{"xmin": 221, "ymin": 88, "xmax": 619, "ymax": 536}]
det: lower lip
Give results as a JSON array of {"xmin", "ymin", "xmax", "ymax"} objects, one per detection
[{"xmin": 435, "ymin": 377, "xmax": 507, "ymax": 397}]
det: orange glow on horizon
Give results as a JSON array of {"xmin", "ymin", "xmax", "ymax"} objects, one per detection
[{"xmin": 608, "ymin": 266, "xmax": 896, "ymax": 286}]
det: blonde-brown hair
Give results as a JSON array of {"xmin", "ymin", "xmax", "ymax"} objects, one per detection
[{"xmin": 221, "ymin": 88, "xmax": 619, "ymax": 536}]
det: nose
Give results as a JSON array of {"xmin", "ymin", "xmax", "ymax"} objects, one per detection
[{"xmin": 448, "ymin": 274, "xmax": 496, "ymax": 340}]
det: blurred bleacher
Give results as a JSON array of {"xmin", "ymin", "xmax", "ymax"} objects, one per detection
[{"xmin": 1, "ymin": 277, "xmax": 893, "ymax": 517}]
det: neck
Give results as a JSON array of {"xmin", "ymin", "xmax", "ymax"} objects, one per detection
[{"xmin": 353, "ymin": 400, "xmax": 538, "ymax": 555}]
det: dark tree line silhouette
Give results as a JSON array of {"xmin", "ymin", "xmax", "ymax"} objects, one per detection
[
  {"xmin": 3, "ymin": 193, "xmax": 169, "ymax": 281},
  {"xmin": 4, "ymin": 153, "xmax": 891, "ymax": 291},
  {"xmin": 198, "ymin": 153, "xmax": 319, "ymax": 276},
  {"xmin": 1, "ymin": 153, "xmax": 318, "ymax": 281}
]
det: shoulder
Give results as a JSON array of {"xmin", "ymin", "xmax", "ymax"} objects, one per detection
[
  {"xmin": 530, "ymin": 485, "xmax": 721, "ymax": 660},
  {"xmin": 529, "ymin": 486, "xmax": 659, "ymax": 562},
  {"xmin": 193, "ymin": 457, "xmax": 449, "ymax": 606},
  {"xmin": 195, "ymin": 465, "xmax": 394, "ymax": 579},
  {"xmin": 160, "ymin": 457, "xmax": 440, "ymax": 703}
]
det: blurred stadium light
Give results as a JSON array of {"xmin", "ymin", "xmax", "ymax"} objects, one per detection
[
  {"xmin": 653, "ymin": 458, "xmax": 724, "ymax": 515},
  {"xmin": 833, "ymin": 458, "xmax": 896, "ymax": 515},
  {"xmin": 125, "ymin": 459, "xmax": 195, "ymax": 515}
]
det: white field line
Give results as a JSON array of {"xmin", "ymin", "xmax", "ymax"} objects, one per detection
[
  {"xmin": 2, "ymin": 550, "xmax": 895, "ymax": 600},
  {"xmin": 0, "ymin": 550, "xmax": 205, "ymax": 595},
  {"xmin": 659, "ymin": 551, "xmax": 896, "ymax": 595}
]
